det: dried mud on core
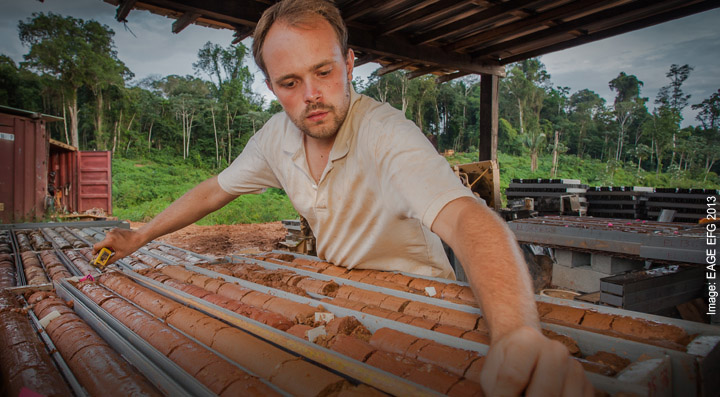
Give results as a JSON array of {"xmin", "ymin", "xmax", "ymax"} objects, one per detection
[{"xmin": 131, "ymin": 222, "xmax": 286, "ymax": 256}]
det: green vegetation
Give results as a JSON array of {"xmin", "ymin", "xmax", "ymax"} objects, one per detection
[
  {"xmin": 3, "ymin": 13, "xmax": 718, "ymax": 224},
  {"xmin": 114, "ymin": 152, "xmax": 718, "ymax": 224},
  {"xmin": 448, "ymin": 151, "xmax": 719, "ymax": 196},
  {"xmin": 112, "ymin": 157, "xmax": 297, "ymax": 224}
]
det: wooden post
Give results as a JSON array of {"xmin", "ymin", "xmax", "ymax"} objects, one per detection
[
  {"xmin": 479, "ymin": 73, "xmax": 498, "ymax": 162},
  {"xmin": 479, "ymin": 73, "xmax": 501, "ymax": 208}
]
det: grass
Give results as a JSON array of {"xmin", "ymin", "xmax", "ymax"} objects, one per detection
[
  {"xmin": 112, "ymin": 158, "xmax": 297, "ymax": 224},
  {"xmin": 113, "ymin": 153, "xmax": 719, "ymax": 224}
]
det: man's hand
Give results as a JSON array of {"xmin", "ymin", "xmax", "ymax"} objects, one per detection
[
  {"xmin": 481, "ymin": 326, "xmax": 593, "ymax": 397},
  {"xmin": 92, "ymin": 228, "xmax": 147, "ymax": 265},
  {"xmin": 90, "ymin": 176, "xmax": 238, "ymax": 266},
  {"xmin": 432, "ymin": 197, "xmax": 593, "ymax": 395}
]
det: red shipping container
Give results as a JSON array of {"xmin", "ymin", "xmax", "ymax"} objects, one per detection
[{"xmin": 0, "ymin": 106, "xmax": 112, "ymax": 223}]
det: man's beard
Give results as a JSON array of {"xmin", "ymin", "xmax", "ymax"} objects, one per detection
[{"xmin": 292, "ymin": 88, "xmax": 350, "ymax": 140}]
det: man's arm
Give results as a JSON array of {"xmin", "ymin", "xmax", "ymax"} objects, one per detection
[
  {"xmin": 94, "ymin": 176, "xmax": 238, "ymax": 264},
  {"xmin": 432, "ymin": 196, "xmax": 592, "ymax": 396}
]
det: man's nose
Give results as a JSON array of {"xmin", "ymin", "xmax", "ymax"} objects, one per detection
[{"xmin": 304, "ymin": 81, "xmax": 322, "ymax": 103}]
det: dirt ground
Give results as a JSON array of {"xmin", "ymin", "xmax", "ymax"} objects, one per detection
[{"xmin": 129, "ymin": 221, "xmax": 287, "ymax": 256}]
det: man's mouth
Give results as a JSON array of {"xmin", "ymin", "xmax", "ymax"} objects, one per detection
[{"xmin": 306, "ymin": 111, "xmax": 329, "ymax": 122}]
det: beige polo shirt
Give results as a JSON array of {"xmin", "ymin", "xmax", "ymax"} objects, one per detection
[{"xmin": 218, "ymin": 89, "xmax": 475, "ymax": 279}]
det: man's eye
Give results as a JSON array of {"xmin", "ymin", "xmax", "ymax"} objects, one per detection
[
  {"xmin": 282, "ymin": 81, "xmax": 296, "ymax": 88},
  {"xmin": 319, "ymin": 69, "xmax": 331, "ymax": 77}
]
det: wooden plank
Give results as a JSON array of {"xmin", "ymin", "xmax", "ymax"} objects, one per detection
[
  {"xmin": 116, "ymin": 0, "xmax": 138, "ymax": 22},
  {"xmin": 376, "ymin": 61, "xmax": 413, "ymax": 76},
  {"xmin": 341, "ymin": 0, "xmax": 393, "ymax": 21},
  {"xmin": 407, "ymin": 66, "xmax": 440, "ymax": 79},
  {"xmin": 498, "ymin": 0, "xmax": 720, "ymax": 64},
  {"xmin": 378, "ymin": 0, "xmax": 470, "ymax": 36},
  {"xmin": 576, "ymin": 291, "xmax": 602, "ymax": 304},
  {"xmin": 137, "ymin": 0, "xmax": 268, "ymax": 27},
  {"xmin": 354, "ymin": 53, "xmax": 381, "ymax": 67},
  {"xmin": 5, "ymin": 283, "xmax": 54, "ymax": 294},
  {"xmin": 232, "ymin": 25, "xmax": 254, "ymax": 44},
  {"xmin": 470, "ymin": 0, "xmax": 690, "ymax": 60},
  {"xmin": 350, "ymin": 26, "xmax": 506, "ymax": 76},
  {"xmin": 436, "ymin": 70, "xmax": 471, "ymax": 83},
  {"xmin": 443, "ymin": 0, "xmax": 609, "ymax": 52},
  {"xmin": 172, "ymin": 11, "xmax": 200, "ymax": 33},
  {"xmin": 676, "ymin": 299, "xmax": 709, "ymax": 323},
  {"xmin": 411, "ymin": 0, "xmax": 537, "ymax": 45}
]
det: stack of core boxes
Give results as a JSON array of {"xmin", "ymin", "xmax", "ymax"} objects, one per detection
[
  {"xmin": 647, "ymin": 188, "xmax": 720, "ymax": 223},
  {"xmin": 586, "ymin": 186, "xmax": 652, "ymax": 220}
]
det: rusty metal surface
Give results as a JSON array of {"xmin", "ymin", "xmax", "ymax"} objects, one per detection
[
  {"xmin": 76, "ymin": 151, "xmax": 112, "ymax": 214},
  {"xmin": 0, "ymin": 111, "xmax": 48, "ymax": 223},
  {"xmin": 49, "ymin": 143, "xmax": 77, "ymax": 213}
]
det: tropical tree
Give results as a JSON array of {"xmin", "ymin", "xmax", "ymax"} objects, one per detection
[
  {"xmin": 655, "ymin": 64, "xmax": 694, "ymax": 165},
  {"xmin": 692, "ymin": 89, "xmax": 720, "ymax": 180},
  {"xmin": 18, "ymin": 12, "xmax": 129, "ymax": 148},
  {"xmin": 156, "ymin": 75, "xmax": 211, "ymax": 159},
  {"xmin": 193, "ymin": 42, "xmax": 257, "ymax": 166},
  {"xmin": 609, "ymin": 72, "xmax": 647, "ymax": 161},
  {"xmin": 568, "ymin": 89, "xmax": 605, "ymax": 158}
]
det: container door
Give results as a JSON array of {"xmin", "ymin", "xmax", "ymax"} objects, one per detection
[
  {"xmin": 76, "ymin": 151, "xmax": 112, "ymax": 214},
  {"xmin": 0, "ymin": 115, "xmax": 14, "ymax": 223}
]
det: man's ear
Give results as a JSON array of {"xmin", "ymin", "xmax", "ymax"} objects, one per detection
[
  {"xmin": 345, "ymin": 48, "xmax": 355, "ymax": 81},
  {"xmin": 265, "ymin": 79, "xmax": 275, "ymax": 95}
]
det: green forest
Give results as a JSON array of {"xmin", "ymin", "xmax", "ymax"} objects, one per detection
[{"xmin": 2, "ymin": 13, "xmax": 719, "ymax": 222}]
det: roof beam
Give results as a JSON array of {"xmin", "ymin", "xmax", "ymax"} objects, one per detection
[
  {"xmin": 378, "ymin": 0, "xmax": 468, "ymax": 36},
  {"xmin": 411, "ymin": 0, "xmax": 538, "ymax": 45},
  {"xmin": 354, "ymin": 53, "xmax": 381, "ymax": 67},
  {"xmin": 348, "ymin": 26, "xmax": 506, "ymax": 76},
  {"xmin": 116, "ymin": 0, "xmax": 138, "ymax": 22},
  {"xmin": 499, "ymin": 0, "xmax": 720, "ymax": 64},
  {"xmin": 471, "ymin": 0, "xmax": 690, "ymax": 60},
  {"xmin": 407, "ymin": 66, "xmax": 440, "ymax": 79},
  {"xmin": 436, "ymin": 71, "xmax": 472, "ymax": 83},
  {"xmin": 232, "ymin": 25, "xmax": 254, "ymax": 44},
  {"xmin": 376, "ymin": 61, "xmax": 413, "ymax": 76},
  {"xmin": 443, "ymin": 0, "xmax": 608, "ymax": 52},
  {"xmin": 341, "ymin": 0, "xmax": 390, "ymax": 21},
  {"xmin": 171, "ymin": 11, "xmax": 200, "ymax": 33},
  {"xmin": 137, "ymin": 0, "xmax": 268, "ymax": 27}
]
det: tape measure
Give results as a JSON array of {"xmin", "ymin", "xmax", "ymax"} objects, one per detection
[{"xmin": 92, "ymin": 247, "xmax": 114, "ymax": 269}]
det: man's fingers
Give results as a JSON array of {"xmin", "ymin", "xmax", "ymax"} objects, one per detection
[
  {"xmin": 479, "ymin": 342, "xmax": 504, "ymax": 393},
  {"xmin": 582, "ymin": 372, "xmax": 595, "ymax": 397},
  {"xmin": 482, "ymin": 328, "xmax": 541, "ymax": 396},
  {"xmin": 491, "ymin": 347, "xmax": 537, "ymax": 396},
  {"xmin": 524, "ymin": 340, "xmax": 568, "ymax": 397},
  {"xmin": 91, "ymin": 228, "xmax": 133, "ymax": 265},
  {"xmin": 560, "ymin": 359, "xmax": 591, "ymax": 397}
]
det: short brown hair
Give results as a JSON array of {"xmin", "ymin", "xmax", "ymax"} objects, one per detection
[{"xmin": 252, "ymin": 0, "xmax": 349, "ymax": 79}]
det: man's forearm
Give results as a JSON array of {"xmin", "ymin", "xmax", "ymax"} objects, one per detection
[
  {"xmin": 433, "ymin": 198, "xmax": 539, "ymax": 341},
  {"xmin": 136, "ymin": 176, "xmax": 238, "ymax": 244}
]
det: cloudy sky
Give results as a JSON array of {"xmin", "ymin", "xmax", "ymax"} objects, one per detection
[{"xmin": 3, "ymin": 0, "xmax": 719, "ymax": 126}]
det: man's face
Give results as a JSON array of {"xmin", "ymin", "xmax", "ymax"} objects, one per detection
[{"xmin": 263, "ymin": 18, "xmax": 354, "ymax": 140}]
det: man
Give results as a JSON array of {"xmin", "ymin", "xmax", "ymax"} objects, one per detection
[{"xmin": 96, "ymin": 0, "xmax": 592, "ymax": 395}]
